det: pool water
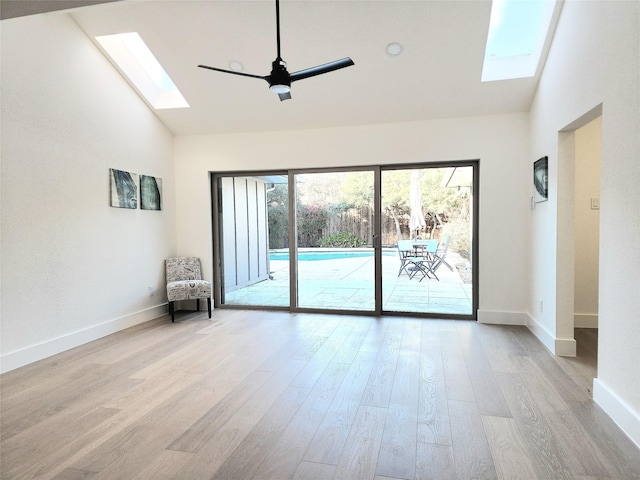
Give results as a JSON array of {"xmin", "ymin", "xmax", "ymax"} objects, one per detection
[{"xmin": 270, "ymin": 251, "xmax": 394, "ymax": 261}]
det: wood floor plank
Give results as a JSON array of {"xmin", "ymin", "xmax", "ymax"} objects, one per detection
[
  {"xmin": 252, "ymin": 361, "xmax": 351, "ymax": 479},
  {"xmin": 333, "ymin": 405, "xmax": 387, "ymax": 480},
  {"xmin": 1, "ymin": 367, "xmax": 141, "ymax": 443},
  {"xmin": 458, "ymin": 323, "xmax": 512, "ymax": 418},
  {"xmin": 69, "ymin": 377, "xmax": 241, "ymax": 478},
  {"xmin": 506, "ymin": 325, "xmax": 547, "ymax": 354},
  {"xmin": 167, "ymin": 369, "xmax": 274, "ymax": 453},
  {"xmin": 494, "ymin": 372, "xmax": 575, "ymax": 480},
  {"xmin": 439, "ymin": 325, "xmax": 475, "ymax": 402},
  {"xmin": 415, "ymin": 443, "xmax": 456, "ymax": 480},
  {"xmin": 448, "ymin": 399, "xmax": 498, "ymax": 480},
  {"xmin": 51, "ymin": 467, "xmax": 98, "ymax": 479},
  {"xmin": 292, "ymin": 461, "xmax": 337, "ymax": 480},
  {"xmin": 1, "ymin": 406, "xmax": 120, "ymax": 479},
  {"xmin": 512, "ymin": 355, "xmax": 619, "ymax": 478},
  {"xmin": 552, "ymin": 328, "xmax": 598, "ymax": 396},
  {"xmin": 360, "ymin": 321, "xmax": 404, "ymax": 407},
  {"xmin": 175, "ymin": 357, "xmax": 309, "ymax": 477},
  {"xmin": 376, "ymin": 322, "xmax": 421, "ymax": 479},
  {"xmin": 417, "ymin": 320, "xmax": 451, "ymax": 446},
  {"xmin": 482, "ymin": 415, "xmax": 539, "ymax": 480},
  {"xmin": 209, "ymin": 385, "xmax": 310, "ymax": 480},
  {"xmin": 254, "ymin": 322, "xmax": 329, "ymax": 372},
  {"xmin": 303, "ymin": 350, "xmax": 378, "ymax": 465},
  {"xmin": 131, "ymin": 450, "xmax": 194, "ymax": 480},
  {"xmin": 332, "ymin": 317, "xmax": 374, "ymax": 364},
  {"xmin": 8, "ymin": 375, "xmax": 234, "ymax": 480},
  {"xmin": 567, "ymin": 400, "xmax": 640, "ymax": 480},
  {"xmin": 291, "ymin": 322, "xmax": 355, "ymax": 389},
  {"xmin": 358, "ymin": 317, "xmax": 391, "ymax": 353},
  {"xmin": 529, "ymin": 351, "xmax": 591, "ymax": 402}
]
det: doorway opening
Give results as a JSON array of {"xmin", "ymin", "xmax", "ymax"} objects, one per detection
[{"xmin": 556, "ymin": 108, "xmax": 601, "ymax": 393}]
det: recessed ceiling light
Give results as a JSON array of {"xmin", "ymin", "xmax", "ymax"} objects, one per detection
[
  {"xmin": 386, "ymin": 42, "xmax": 403, "ymax": 56},
  {"xmin": 229, "ymin": 60, "xmax": 244, "ymax": 72}
]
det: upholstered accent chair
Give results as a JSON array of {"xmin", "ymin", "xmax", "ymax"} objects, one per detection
[{"xmin": 165, "ymin": 257, "xmax": 212, "ymax": 322}]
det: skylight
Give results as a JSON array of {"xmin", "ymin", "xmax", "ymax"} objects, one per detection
[
  {"xmin": 95, "ymin": 32, "xmax": 189, "ymax": 109},
  {"xmin": 481, "ymin": 0, "xmax": 558, "ymax": 82}
]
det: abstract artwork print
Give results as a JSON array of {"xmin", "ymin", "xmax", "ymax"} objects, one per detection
[
  {"xmin": 110, "ymin": 168, "xmax": 138, "ymax": 209},
  {"xmin": 140, "ymin": 175, "xmax": 162, "ymax": 210},
  {"xmin": 533, "ymin": 156, "xmax": 548, "ymax": 203}
]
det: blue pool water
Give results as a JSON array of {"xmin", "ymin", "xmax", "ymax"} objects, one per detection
[{"xmin": 270, "ymin": 251, "xmax": 393, "ymax": 261}]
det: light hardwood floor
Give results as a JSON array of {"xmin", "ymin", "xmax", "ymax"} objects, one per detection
[{"xmin": 1, "ymin": 311, "xmax": 638, "ymax": 480}]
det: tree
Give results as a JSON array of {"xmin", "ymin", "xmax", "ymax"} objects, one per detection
[{"xmin": 267, "ymin": 184, "xmax": 289, "ymax": 249}]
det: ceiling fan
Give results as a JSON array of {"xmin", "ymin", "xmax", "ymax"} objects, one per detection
[{"xmin": 198, "ymin": 0, "xmax": 354, "ymax": 101}]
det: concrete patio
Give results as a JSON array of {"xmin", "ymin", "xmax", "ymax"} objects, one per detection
[{"xmin": 223, "ymin": 248, "xmax": 473, "ymax": 315}]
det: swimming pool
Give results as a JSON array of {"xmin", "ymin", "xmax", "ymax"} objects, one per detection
[{"xmin": 269, "ymin": 250, "xmax": 395, "ymax": 261}]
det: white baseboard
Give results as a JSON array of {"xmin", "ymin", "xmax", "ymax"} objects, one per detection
[
  {"xmin": 477, "ymin": 310, "xmax": 528, "ymax": 325},
  {"xmin": 526, "ymin": 314, "xmax": 577, "ymax": 357},
  {"xmin": 593, "ymin": 378, "xmax": 640, "ymax": 448},
  {"xmin": 0, "ymin": 304, "xmax": 168, "ymax": 374},
  {"xmin": 574, "ymin": 313, "xmax": 598, "ymax": 328}
]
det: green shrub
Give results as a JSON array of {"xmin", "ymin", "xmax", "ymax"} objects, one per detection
[{"xmin": 319, "ymin": 232, "xmax": 365, "ymax": 248}]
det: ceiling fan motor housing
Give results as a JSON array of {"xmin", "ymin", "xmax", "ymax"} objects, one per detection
[{"xmin": 269, "ymin": 58, "xmax": 291, "ymax": 89}]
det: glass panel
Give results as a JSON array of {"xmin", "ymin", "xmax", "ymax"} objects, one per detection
[
  {"xmin": 294, "ymin": 170, "xmax": 376, "ymax": 311},
  {"xmin": 214, "ymin": 165, "xmax": 475, "ymax": 318},
  {"xmin": 219, "ymin": 175, "xmax": 290, "ymax": 307},
  {"xmin": 381, "ymin": 166, "xmax": 473, "ymax": 315}
]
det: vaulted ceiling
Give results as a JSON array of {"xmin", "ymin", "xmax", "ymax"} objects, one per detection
[{"xmin": 4, "ymin": 0, "xmax": 557, "ymax": 136}]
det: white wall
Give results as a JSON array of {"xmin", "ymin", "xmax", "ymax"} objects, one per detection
[
  {"xmin": 174, "ymin": 113, "xmax": 531, "ymax": 324},
  {"xmin": 528, "ymin": 1, "xmax": 639, "ymax": 445},
  {"xmin": 0, "ymin": 13, "xmax": 176, "ymax": 372},
  {"xmin": 574, "ymin": 117, "xmax": 601, "ymax": 328}
]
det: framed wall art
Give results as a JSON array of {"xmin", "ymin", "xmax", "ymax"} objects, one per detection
[
  {"xmin": 533, "ymin": 156, "xmax": 548, "ymax": 203},
  {"xmin": 140, "ymin": 174, "xmax": 162, "ymax": 210},
  {"xmin": 109, "ymin": 168, "xmax": 138, "ymax": 208}
]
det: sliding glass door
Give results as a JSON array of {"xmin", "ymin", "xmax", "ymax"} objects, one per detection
[
  {"xmin": 380, "ymin": 165, "xmax": 475, "ymax": 316},
  {"xmin": 212, "ymin": 162, "xmax": 477, "ymax": 318},
  {"xmin": 214, "ymin": 174, "xmax": 290, "ymax": 308},
  {"xmin": 292, "ymin": 169, "xmax": 377, "ymax": 312}
]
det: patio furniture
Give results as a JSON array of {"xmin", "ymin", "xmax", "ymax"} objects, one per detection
[
  {"xmin": 397, "ymin": 240, "xmax": 416, "ymax": 277},
  {"xmin": 407, "ymin": 239, "xmax": 440, "ymax": 281},
  {"xmin": 165, "ymin": 256, "xmax": 212, "ymax": 322},
  {"xmin": 432, "ymin": 235, "xmax": 453, "ymax": 272}
]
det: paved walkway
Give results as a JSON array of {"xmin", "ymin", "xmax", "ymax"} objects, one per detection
[{"xmin": 223, "ymin": 249, "xmax": 472, "ymax": 315}]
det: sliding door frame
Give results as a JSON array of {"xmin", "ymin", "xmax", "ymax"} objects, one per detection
[
  {"xmin": 379, "ymin": 160, "xmax": 479, "ymax": 320},
  {"xmin": 211, "ymin": 160, "xmax": 478, "ymax": 319}
]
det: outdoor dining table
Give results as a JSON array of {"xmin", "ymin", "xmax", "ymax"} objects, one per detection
[{"xmin": 409, "ymin": 239, "xmax": 440, "ymax": 281}]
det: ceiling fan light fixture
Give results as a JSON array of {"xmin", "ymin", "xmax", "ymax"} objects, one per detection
[{"xmin": 270, "ymin": 84, "xmax": 290, "ymax": 94}]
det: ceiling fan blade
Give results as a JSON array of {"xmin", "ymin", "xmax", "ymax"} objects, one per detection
[
  {"xmin": 289, "ymin": 57, "xmax": 354, "ymax": 83},
  {"xmin": 198, "ymin": 64, "xmax": 266, "ymax": 80},
  {"xmin": 278, "ymin": 91, "xmax": 292, "ymax": 101}
]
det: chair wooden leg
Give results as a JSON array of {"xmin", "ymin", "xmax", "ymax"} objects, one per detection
[
  {"xmin": 196, "ymin": 298, "xmax": 200, "ymax": 312},
  {"xmin": 169, "ymin": 301, "xmax": 175, "ymax": 322},
  {"xmin": 207, "ymin": 297, "xmax": 212, "ymax": 318}
]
